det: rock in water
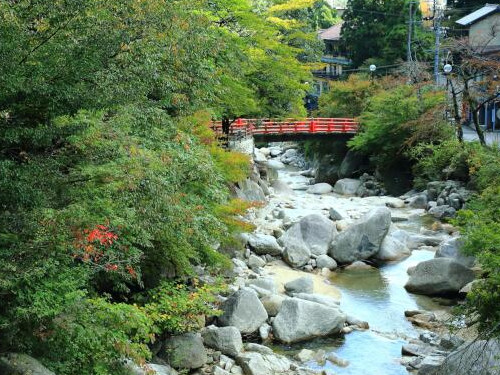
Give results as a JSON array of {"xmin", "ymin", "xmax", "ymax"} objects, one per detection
[
  {"xmin": 272, "ymin": 298, "xmax": 346, "ymax": 343},
  {"xmin": 376, "ymin": 235, "xmax": 411, "ymax": 261},
  {"xmin": 0, "ymin": 353, "xmax": 56, "ymax": 375},
  {"xmin": 218, "ymin": 288, "xmax": 268, "ymax": 333},
  {"xmin": 329, "ymin": 207, "xmax": 391, "ymax": 263},
  {"xmin": 202, "ymin": 325, "xmax": 243, "ymax": 358},
  {"xmin": 280, "ymin": 214, "xmax": 337, "ymax": 268},
  {"xmin": 404, "ymin": 258, "xmax": 475, "ymax": 296},
  {"xmin": 435, "ymin": 237, "xmax": 475, "ymax": 267},
  {"xmin": 333, "ymin": 178, "xmax": 362, "ymax": 196},
  {"xmin": 162, "ymin": 333, "xmax": 207, "ymax": 369},
  {"xmin": 306, "ymin": 183, "xmax": 333, "ymax": 195}
]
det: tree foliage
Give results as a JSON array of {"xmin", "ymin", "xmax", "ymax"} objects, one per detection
[
  {"xmin": 341, "ymin": 0, "xmax": 431, "ymax": 67},
  {"xmin": 413, "ymin": 140, "xmax": 500, "ymax": 339},
  {"xmin": 0, "ymin": 0, "xmax": 319, "ymax": 373}
]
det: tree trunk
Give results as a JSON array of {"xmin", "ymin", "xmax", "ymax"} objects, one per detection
[
  {"xmin": 448, "ymin": 79, "xmax": 463, "ymax": 142},
  {"xmin": 464, "ymin": 80, "xmax": 486, "ymax": 146}
]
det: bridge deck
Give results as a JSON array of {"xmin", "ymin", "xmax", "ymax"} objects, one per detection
[{"xmin": 211, "ymin": 118, "xmax": 359, "ymax": 138}]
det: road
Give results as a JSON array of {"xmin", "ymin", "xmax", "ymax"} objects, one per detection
[{"xmin": 462, "ymin": 125, "xmax": 500, "ymax": 146}]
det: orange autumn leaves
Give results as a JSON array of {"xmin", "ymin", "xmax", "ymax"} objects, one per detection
[{"xmin": 74, "ymin": 224, "xmax": 138, "ymax": 280}]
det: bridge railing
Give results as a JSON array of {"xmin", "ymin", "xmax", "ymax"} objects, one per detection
[{"xmin": 211, "ymin": 118, "xmax": 359, "ymax": 136}]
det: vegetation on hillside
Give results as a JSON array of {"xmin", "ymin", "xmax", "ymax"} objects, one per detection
[
  {"xmin": 0, "ymin": 0, "xmax": 328, "ymax": 373},
  {"xmin": 318, "ymin": 71, "xmax": 500, "ymax": 340}
]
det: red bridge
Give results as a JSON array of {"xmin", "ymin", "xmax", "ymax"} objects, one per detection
[{"xmin": 212, "ymin": 118, "xmax": 359, "ymax": 140}]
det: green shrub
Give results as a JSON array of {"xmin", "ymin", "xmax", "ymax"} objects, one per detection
[
  {"xmin": 143, "ymin": 280, "xmax": 226, "ymax": 335},
  {"xmin": 454, "ymin": 185, "xmax": 500, "ymax": 338},
  {"xmin": 39, "ymin": 298, "xmax": 154, "ymax": 375},
  {"xmin": 410, "ymin": 139, "xmax": 470, "ymax": 188}
]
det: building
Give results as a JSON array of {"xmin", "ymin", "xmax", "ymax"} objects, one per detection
[
  {"xmin": 307, "ymin": 22, "xmax": 352, "ymax": 111},
  {"xmin": 311, "ymin": 22, "xmax": 352, "ymax": 98},
  {"xmin": 455, "ymin": 4, "xmax": 500, "ymax": 131},
  {"xmin": 456, "ymin": 3, "xmax": 500, "ymax": 53}
]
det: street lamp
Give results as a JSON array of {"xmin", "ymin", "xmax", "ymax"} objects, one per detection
[
  {"xmin": 369, "ymin": 64, "xmax": 376, "ymax": 82},
  {"xmin": 443, "ymin": 64, "xmax": 452, "ymax": 75}
]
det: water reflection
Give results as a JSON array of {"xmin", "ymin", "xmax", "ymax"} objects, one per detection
[
  {"xmin": 331, "ymin": 250, "xmax": 442, "ymax": 337},
  {"xmin": 271, "ymin": 251, "xmax": 450, "ymax": 375}
]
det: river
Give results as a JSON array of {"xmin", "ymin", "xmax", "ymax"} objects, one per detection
[{"xmin": 248, "ymin": 154, "xmax": 453, "ymax": 375}]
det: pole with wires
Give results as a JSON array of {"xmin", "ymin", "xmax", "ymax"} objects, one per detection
[
  {"xmin": 407, "ymin": 1, "xmax": 413, "ymax": 67},
  {"xmin": 433, "ymin": 0, "xmax": 442, "ymax": 84}
]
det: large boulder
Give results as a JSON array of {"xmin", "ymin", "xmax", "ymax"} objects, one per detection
[
  {"xmin": 162, "ymin": 333, "xmax": 207, "ymax": 369},
  {"xmin": 272, "ymin": 298, "xmax": 346, "ymax": 343},
  {"xmin": 435, "ymin": 237, "xmax": 475, "ymax": 267},
  {"xmin": 316, "ymin": 254, "xmax": 337, "ymax": 270},
  {"xmin": 247, "ymin": 234, "xmax": 283, "ymax": 256},
  {"xmin": 202, "ymin": 326, "xmax": 243, "ymax": 358},
  {"xmin": 236, "ymin": 351, "xmax": 291, "ymax": 375},
  {"xmin": 306, "ymin": 183, "xmax": 333, "ymax": 195},
  {"xmin": 0, "ymin": 353, "xmax": 56, "ymax": 375},
  {"xmin": 408, "ymin": 194, "xmax": 428, "ymax": 209},
  {"xmin": 279, "ymin": 214, "xmax": 337, "ymax": 265},
  {"xmin": 284, "ymin": 276, "xmax": 314, "ymax": 295},
  {"xmin": 375, "ymin": 235, "xmax": 411, "ymax": 261},
  {"xmin": 338, "ymin": 150, "xmax": 368, "ymax": 178},
  {"xmin": 236, "ymin": 179, "xmax": 266, "ymax": 202},
  {"xmin": 436, "ymin": 339, "xmax": 500, "ymax": 375},
  {"xmin": 428, "ymin": 205, "xmax": 456, "ymax": 219},
  {"xmin": 246, "ymin": 277, "xmax": 278, "ymax": 294},
  {"xmin": 218, "ymin": 288, "xmax": 268, "ymax": 333},
  {"xmin": 333, "ymin": 178, "xmax": 362, "ymax": 196},
  {"xmin": 329, "ymin": 207, "xmax": 391, "ymax": 263},
  {"xmin": 404, "ymin": 258, "xmax": 475, "ymax": 296},
  {"xmin": 253, "ymin": 149, "xmax": 268, "ymax": 163},
  {"xmin": 291, "ymin": 293, "xmax": 340, "ymax": 308},
  {"xmin": 260, "ymin": 294, "xmax": 285, "ymax": 317}
]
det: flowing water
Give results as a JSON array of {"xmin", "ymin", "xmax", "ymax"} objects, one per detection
[{"xmin": 255, "ymin": 160, "xmax": 453, "ymax": 375}]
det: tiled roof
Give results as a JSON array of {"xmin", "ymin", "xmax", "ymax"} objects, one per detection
[
  {"xmin": 456, "ymin": 4, "xmax": 500, "ymax": 26},
  {"xmin": 319, "ymin": 22, "xmax": 343, "ymax": 41}
]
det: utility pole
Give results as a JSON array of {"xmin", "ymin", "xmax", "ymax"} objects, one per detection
[
  {"xmin": 407, "ymin": 1, "xmax": 413, "ymax": 65},
  {"xmin": 433, "ymin": 0, "xmax": 442, "ymax": 84},
  {"xmin": 407, "ymin": 1, "xmax": 413, "ymax": 82}
]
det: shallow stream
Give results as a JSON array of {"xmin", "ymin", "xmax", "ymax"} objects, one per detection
[{"xmin": 256, "ymin": 161, "xmax": 452, "ymax": 375}]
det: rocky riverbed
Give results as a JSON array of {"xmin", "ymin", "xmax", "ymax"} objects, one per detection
[
  {"xmin": 220, "ymin": 143, "xmax": 493, "ymax": 375},
  {"xmin": 3, "ymin": 143, "xmax": 497, "ymax": 375}
]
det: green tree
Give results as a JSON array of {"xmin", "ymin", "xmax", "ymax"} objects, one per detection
[
  {"xmin": 340, "ymin": 0, "xmax": 430, "ymax": 67},
  {"xmin": 0, "ymin": 0, "xmax": 319, "ymax": 373},
  {"xmin": 316, "ymin": 75, "xmax": 378, "ymax": 117}
]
